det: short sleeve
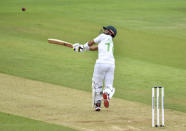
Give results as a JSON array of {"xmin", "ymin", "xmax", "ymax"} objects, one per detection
[{"xmin": 94, "ymin": 34, "xmax": 104, "ymax": 44}]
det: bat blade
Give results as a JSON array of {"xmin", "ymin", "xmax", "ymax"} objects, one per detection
[{"xmin": 48, "ymin": 39, "xmax": 73, "ymax": 48}]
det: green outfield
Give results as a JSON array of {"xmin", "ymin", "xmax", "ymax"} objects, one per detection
[
  {"xmin": 0, "ymin": 112, "xmax": 77, "ymax": 131},
  {"xmin": 0, "ymin": 0, "xmax": 186, "ymax": 130}
]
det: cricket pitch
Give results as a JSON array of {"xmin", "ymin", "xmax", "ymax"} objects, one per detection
[{"xmin": 0, "ymin": 73, "xmax": 186, "ymax": 131}]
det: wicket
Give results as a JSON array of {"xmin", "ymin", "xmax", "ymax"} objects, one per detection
[{"xmin": 152, "ymin": 87, "xmax": 165, "ymax": 127}]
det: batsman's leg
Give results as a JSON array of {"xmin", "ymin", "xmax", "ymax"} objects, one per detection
[
  {"xmin": 92, "ymin": 87, "xmax": 95, "ymax": 108},
  {"xmin": 92, "ymin": 64, "xmax": 106, "ymax": 111},
  {"xmin": 92, "ymin": 81, "xmax": 103, "ymax": 111},
  {"xmin": 103, "ymin": 64, "xmax": 115, "ymax": 108},
  {"xmin": 103, "ymin": 86, "xmax": 115, "ymax": 108}
]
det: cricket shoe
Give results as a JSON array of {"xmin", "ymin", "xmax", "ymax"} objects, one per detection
[
  {"xmin": 103, "ymin": 93, "xmax": 109, "ymax": 108},
  {"xmin": 95, "ymin": 100, "xmax": 101, "ymax": 111}
]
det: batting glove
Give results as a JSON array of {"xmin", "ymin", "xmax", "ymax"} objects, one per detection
[
  {"xmin": 73, "ymin": 43, "xmax": 89, "ymax": 52},
  {"xmin": 73, "ymin": 43, "xmax": 80, "ymax": 52},
  {"xmin": 83, "ymin": 42, "xmax": 90, "ymax": 51},
  {"xmin": 78, "ymin": 44, "xmax": 86, "ymax": 52},
  {"xmin": 77, "ymin": 43, "xmax": 90, "ymax": 52}
]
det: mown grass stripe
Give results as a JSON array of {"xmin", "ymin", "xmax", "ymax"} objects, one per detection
[{"xmin": 0, "ymin": 112, "xmax": 78, "ymax": 131}]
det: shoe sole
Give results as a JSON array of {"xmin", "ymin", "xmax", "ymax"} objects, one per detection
[
  {"xmin": 103, "ymin": 93, "xmax": 109, "ymax": 108},
  {"xmin": 95, "ymin": 107, "xmax": 101, "ymax": 111}
]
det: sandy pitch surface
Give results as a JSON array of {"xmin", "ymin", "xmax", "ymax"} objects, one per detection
[{"xmin": 0, "ymin": 73, "xmax": 186, "ymax": 131}]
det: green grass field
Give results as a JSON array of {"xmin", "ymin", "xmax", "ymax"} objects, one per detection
[
  {"xmin": 0, "ymin": 112, "xmax": 77, "ymax": 131},
  {"xmin": 0, "ymin": 0, "xmax": 186, "ymax": 130}
]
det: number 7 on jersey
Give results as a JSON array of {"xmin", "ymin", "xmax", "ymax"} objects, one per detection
[{"xmin": 105, "ymin": 43, "xmax": 111, "ymax": 52}]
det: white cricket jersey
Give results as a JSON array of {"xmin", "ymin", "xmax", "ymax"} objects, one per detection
[{"xmin": 94, "ymin": 33, "xmax": 115, "ymax": 65}]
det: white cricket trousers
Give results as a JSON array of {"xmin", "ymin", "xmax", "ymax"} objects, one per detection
[{"xmin": 92, "ymin": 63, "xmax": 115, "ymax": 88}]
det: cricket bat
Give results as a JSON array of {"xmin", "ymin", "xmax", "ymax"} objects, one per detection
[{"xmin": 48, "ymin": 38, "xmax": 73, "ymax": 48}]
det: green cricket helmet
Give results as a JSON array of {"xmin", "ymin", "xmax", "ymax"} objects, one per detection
[{"xmin": 103, "ymin": 25, "xmax": 117, "ymax": 38}]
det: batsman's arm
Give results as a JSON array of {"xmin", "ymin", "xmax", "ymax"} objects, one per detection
[
  {"xmin": 87, "ymin": 40, "xmax": 95, "ymax": 46},
  {"xmin": 86, "ymin": 40, "xmax": 98, "ymax": 51},
  {"xmin": 89, "ymin": 46, "xmax": 98, "ymax": 51}
]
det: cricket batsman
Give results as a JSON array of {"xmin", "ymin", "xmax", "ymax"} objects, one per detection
[{"xmin": 73, "ymin": 25, "xmax": 117, "ymax": 111}]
